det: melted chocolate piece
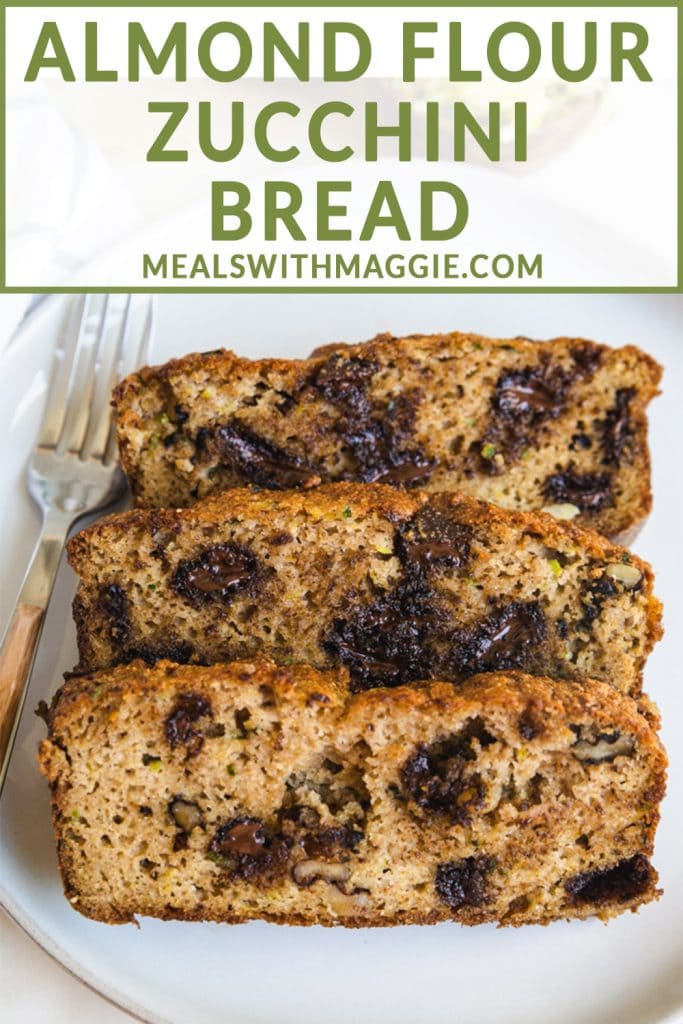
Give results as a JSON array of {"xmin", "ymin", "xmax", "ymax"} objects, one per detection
[
  {"xmin": 302, "ymin": 824, "xmax": 364, "ymax": 858},
  {"xmin": 579, "ymin": 574, "xmax": 618, "ymax": 629},
  {"xmin": 543, "ymin": 471, "xmax": 612, "ymax": 511},
  {"xmin": 165, "ymin": 692, "xmax": 212, "ymax": 757},
  {"xmin": 212, "ymin": 421, "xmax": 321, "ymax": 489},
  {"xmin": 600, "ymin": 388, "xmax": 636, "ymax": 467},
  {"xmin": 449, "ymin": 601, "xmax": 546, "ymax": 676},
  {"xmin": 208, "ymin": 817, "xmax": 289, "ymax": 881},
  {"xmin": 310, "ymin": 355, "xmax": 435, "ymax": 487},
  {"xmin": 570, "ymin": 341, "xmax": 604, "ymax": 374},
  {"xmin": 397, "ymin": 505, "xmax": 471, "ymax": 571},
  {"xmin": 493, "ymin": 366, "xmax": 566, "ymax": 421},
  {"xmin": 565, "ymin": 854, "xmax": 653, "ymax": 906},
  {"xmin": 124, "ymin": 640, "xmax": 195, "ymax": 666},
  {"xmin": 401, "ymin": 721, "xmax": 494, "ymax": 822},
  {"xmin": 173, "ymin": 831, "xmax": 189, "ymax": 851},
  {"xmin": 99, "ymin": 584, "xmax": 130, "ymax": 645},
  {"xmin": 467, "ymin": 350, "xmax": 600, "ymax": 476},
  {"xmin": 323, "ymin": 577, "xmax": 445, "ymax": 691},
  {"xmin": 172, "ymin": 543, "xmax": 259, "ymax": 607},
  {"xmin": 435, "ymin": 857, "xmax": 493, "ymax": 910}
]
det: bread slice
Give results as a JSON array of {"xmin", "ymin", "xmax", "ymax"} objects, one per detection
[
  {"xmin": 113, "ymin": 331, "xmax": 662, "ymax": 540},
  {"xmin": 67, "ymin": 483, "xmax": 662, "ymax": 694},
  {"xmin": 39, "ymin": 660, "xmax": 666, "ymax": 927}
]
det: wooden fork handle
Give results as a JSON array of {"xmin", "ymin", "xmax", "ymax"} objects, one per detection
[
  {"xmin": 0, "ymin": 604, "xmax": 44, "ymax": 757},
  {"xmin": 0, "ymin": 513, "xmax": 71, "ymax": 793}
]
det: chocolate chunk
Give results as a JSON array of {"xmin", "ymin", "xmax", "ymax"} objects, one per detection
[
  {"xmin": 312, "ymin": 352, "xmax": 377, "ymax": 414},
  {"xmin": 600, "ymin": 388, "xmax": 636, "ymax": 467},
  {"xmin": 302, "ymin": 825, "xmax": 364, "ymax": 858},
  {"xmin": 543, "ymin": 471, "xmax": 612, "ymax": 511},
  {"xmin": 165, "ymin": 692, "xmax": 212, "ymax": 757},
  {"xmin": 570, "ymin": 341, "xmax": 603, "ymax": 374},
  {"xmin": 213, "ymin": 421, "xmax": 321, "ymax": 489},
  {"xmin": 323, "ymin": 577, "xmax": 445, "ymax": 690},
  {"xmin": 579, "ymin": 574, "xmax": 618, "ymax": 629},
  {"xmin": 123, "ymin": 640, "xmax": 195, "ymax": 666},
  {"xmin": 208, "ymin": 817, "xmax": 289, "ymax": 881},
  {"xmin": 99, "ymin": 584, "xmax": 130, "ymax": 645},
  {"xmin": 397, "ymin": 505, "xmax": 471, "ymax": 571},
  {"xmin": 435, "ymin": 857, "xmax": 493, "ymax": 910},
  {"xmin": 493, "ymin": 365, "xmax": 567, "ymax": 422},
  {"xmin": 280, "ymin": 804, "xmax": 321, "ymax": 830},
  {"xmin": 449, "ymin": 601, "xmax": 546, "ymax": 676},
  {"xmin": 467, "ymin": 353, "xmax": 597, "ymax": 476},
  {"xmin": 565, "ymin": 854, "xmax": 653, "ymax": 906},
  {"xmin": 234, "ymin": 707, "xmax": 252, "ymax": 738},
  {"xmin": 310, "ymin": 355, "xmax": 434, "ymax": 488},
  {"xmin": 173, "ymin": 831, "xmax": 189, "ymax": 851},
  {"xmin": 401, "ymin": 720, "xmax": 494, "ymax": 822},
  {"xmin": 570, "ymin": 432, "xmax": 593, "ymax": 451},
  {"xmin": 172, "ymin": 543, "xmax": 259, "ymax": 607}
]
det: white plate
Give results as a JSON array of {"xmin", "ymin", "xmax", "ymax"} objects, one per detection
[{"xmin": 1, "ymin": 291, "xmax": 682, "ymax": 1024}]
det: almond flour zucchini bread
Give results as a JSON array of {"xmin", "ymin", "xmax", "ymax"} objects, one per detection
[
  {"xmin": 67, "ymin": 484, "xmax": 662, "ymax": 693},
  {"xmin": 113, "ymin": 331, "xmax": 662, "ymax": 540},
  {"xmin": 39, "ymin": 660, "xmax": 666, "ymax": 926}
]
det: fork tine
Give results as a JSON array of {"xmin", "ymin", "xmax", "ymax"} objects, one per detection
[
  {"xmin": 56, "ymin": 296, "xmax": 111, "ymax": 456},
  {"xmin": 80, "ymin": 295, "xmax": 132, "ymax": 461},
  {"xmin": 38, "ymin": 295, "xmax": 89, "ymax": 449},
  {"xmin": 104, "ymin": 299, "xmax": 155, "ymax": 465}
]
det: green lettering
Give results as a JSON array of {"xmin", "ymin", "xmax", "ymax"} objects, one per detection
[
  {"xmin": 487, "ymin": 22, "xmax": 541, "ymax": 82},
  {"xmin": 85, "ymin": 22, "xmax": 117, "ymax": 81},
  {"xmin": 128, "ymin": 22, "xmax": 187, "ymax": 81},
  {"xmin": 420, "ymin": 182, "xmax": 468, "ymax": 241},
  {"xmin": 448, "ymin": 23, "xmax": 482, "ymax": 81},
  {"xmin": 323, "ymin": 22, "xmax": 371, "ymax": 81},
  {"xmin": 265, "ymin": 182, "xmax": 305, "ymax": 241},
  {"xmin": 551, "ymin": 21, "xmax": 597, "ymax": 82},
  {"xmin": 317, "ymin": 182, "xmax": 352, "ymax": 240},
  {"xmin": 264, "ymin": 22, "xmax": 309, "ymax": 81},
  {"xmin": 211, "ymin": 182, "xmax": 252, "ymax": 240},
  {"xmin": 360, "ymin": 181, "xmax": 410, "ymax": 241},
  {"xmin": 611, "ymin": 22, "xmax": 652, "ymax": 81},
  {"xmin": 24, "ymin": 22, "xmax": 75, "ymax": 81},
  {"xmin": 365, "ymin": 102, "xmax": 412, "ymax": 162},
  {"xmin": 198, "ymin": 22, "xmax": 251, "ymax": 82},
  {"xmin": 453, "ymin": 103, "xmax": 500, "ymax": 162},
  {"xmin": 146, "ymin": 102, "xmax": 188, "ymax": 161},
  {"xmin": 254, "ymin": 102, "xmax": 299, "ymax": 162},
  {"xmin": 199, "ymin": 101, "xmax": 244, "ymax": 161},
  {"xmin": 403, "ymin": 22, "xmax": 437, "ymax": 82},
  {"xmin": 142, "ymin": 253, "xmax": 167, "ymax": 278},
  {"xmin": 309, "ymin": 102, "xmax": 354, "ymax": 161}
]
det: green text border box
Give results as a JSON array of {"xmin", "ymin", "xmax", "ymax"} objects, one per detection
[{"xmin": 1, "ymin": 0, "xmax": 680, "ymax": 294}]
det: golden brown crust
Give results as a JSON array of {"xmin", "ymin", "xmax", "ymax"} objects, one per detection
[
  {"xmin": 113, "ymin": 331, "xmax": 662, "ymax": 539},
  {"xmin": 40, "ymin": 661, "xmax": 667, "ymax": 928}
]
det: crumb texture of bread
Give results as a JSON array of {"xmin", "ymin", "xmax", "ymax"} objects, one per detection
[
  {"xmin": 39, "ymin": 661, "xmax": 666, "ymax": 927},
  {"xmin": 66, "ymin": 483, "xmax": 662, "ymax": 695},
  {"xmin": 113, "ymin": 331, "xmax": 662, "ymax": 539}
]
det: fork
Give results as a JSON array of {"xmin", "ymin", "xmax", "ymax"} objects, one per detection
[{"xmin": 0, "ymin": 295, "xmax": 154, "ymax": 794}]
